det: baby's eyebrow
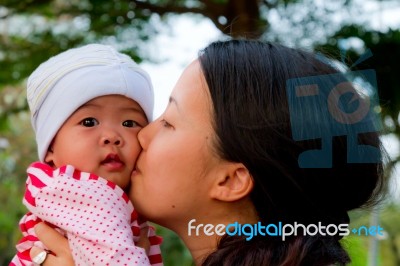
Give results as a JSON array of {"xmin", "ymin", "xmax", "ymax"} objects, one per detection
[
  {"xmin": 78, "ymin": 103, "xmax": 99, "ymax": 109},
  {"xmin": 120, "ymin": 106, "xmax": 145, "ymax": 114},
  {"xmin": 78, "ymin": 104, "xmax": 142, "ymax": 113}
]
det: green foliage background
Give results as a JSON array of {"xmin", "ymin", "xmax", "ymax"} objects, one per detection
[{"xmin": 1, "ymin": 0, "xmax": 400, "ymax": 265}]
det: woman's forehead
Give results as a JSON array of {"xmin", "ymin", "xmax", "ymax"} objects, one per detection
[
  {"xmin": 168, "ymin": 60, "xmax": 213, "ymax": 126},
  {"xmin": 171, "ymin": 61, "xmax": 208, "ymax": 107}
]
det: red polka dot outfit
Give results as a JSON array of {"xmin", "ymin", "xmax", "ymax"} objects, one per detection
[{"xmin": 10, "ymin": 162, "xmax": 163, "ymax": 266}]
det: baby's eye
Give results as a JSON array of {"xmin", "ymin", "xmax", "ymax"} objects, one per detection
[
  {"xmin": 123, "ymin": 120, "xmax": 139, "ymax": 128},
  {"xmin": 80, "ymin": 117, "xmax": 99, "ymax": 127}
]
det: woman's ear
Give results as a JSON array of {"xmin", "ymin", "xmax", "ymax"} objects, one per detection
[{"xmin": 209, "ymin": 163, "xmax": 254, "ymax": 202}]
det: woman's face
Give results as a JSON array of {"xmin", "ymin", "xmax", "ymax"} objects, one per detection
[{"xmin": 130, "ymin": 60, "xmax": 223, "ymax": 229}]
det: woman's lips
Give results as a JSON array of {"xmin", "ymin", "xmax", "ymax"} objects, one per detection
[
  {"xmin": 131, "ymin": 167, "xmax": 140, "ymax": 175},
  {"xmin": 131, "ymin": 169, "xmax": 138, "ymax": 177}
]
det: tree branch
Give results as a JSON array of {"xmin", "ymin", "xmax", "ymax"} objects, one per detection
[
  {"xmin": 262, "ymin": 0, "xmax": 275, "ymax": 9},
  {"xmin": 0, "ymin": 7, "xmax": 14, "ymax": 20},
  {"xmin": 197, "ymin": 0, "xmax": 229, "ymax": 33},
  {"xmin": 262, "ymin": 0, "xmax": 280, "ymax": 9},
  {"xmin": 199, "ymin": 0, "xmax": 226, "ymax": 14},
  {"xmin": 131, "ymin": 0, "xmax": 230, "ymax": 34},
  {"xmin": 131, "ymin": 0, "xmax": 206, "ymax": 16}
]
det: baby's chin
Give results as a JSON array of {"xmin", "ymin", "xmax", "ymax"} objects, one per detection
[{"xmin": 96, "ymin": 171, "xmax": 130, "ymax": 190}]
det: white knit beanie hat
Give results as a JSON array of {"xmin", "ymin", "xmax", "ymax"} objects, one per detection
[{"xmin": 27, "ymin": 44, "xmax": 154, "ymax": 162}]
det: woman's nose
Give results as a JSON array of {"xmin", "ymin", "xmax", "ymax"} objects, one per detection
[{"xmin": 138, "ymin": 119, "xmax": 157, "ymax": 150}]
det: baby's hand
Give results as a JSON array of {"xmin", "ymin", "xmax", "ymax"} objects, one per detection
[{"xmin": 137, "ymin": 226, "xmax": 151, "ymax": 255}]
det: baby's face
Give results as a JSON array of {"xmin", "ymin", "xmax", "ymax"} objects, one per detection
[{"xmin": 45, "ymin": 95, "xmax": 148, "ymax": 189}]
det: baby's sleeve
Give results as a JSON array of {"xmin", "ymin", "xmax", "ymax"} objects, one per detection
[
  {"xmin": 23, "ymin": 163, "xmax": 152, "ymax": 265},
  {"xmin": 10, "ymin": 162, "xmax": 64, "ymax": 266}
]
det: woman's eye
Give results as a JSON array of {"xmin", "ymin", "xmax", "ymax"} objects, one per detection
[
  {"xmin": 160, "ymin": 119, "xmax": 172, "ymax": 128},
  {"xmin": 80, "ymin": 117, "xmax": 99, "ymax": 127},
  {"xmin": 123, "ymin": 120, "xmax": 139, "ymax": 128}
]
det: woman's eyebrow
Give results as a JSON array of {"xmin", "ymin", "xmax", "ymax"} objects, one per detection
[{"xmin": 169, "ymin": 96, "xmax": 180, "ymax": 112}]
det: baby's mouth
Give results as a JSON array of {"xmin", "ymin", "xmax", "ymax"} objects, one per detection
[{"xmin": 101, "ymin": 154, "xmax": 124, "ymax": 169}]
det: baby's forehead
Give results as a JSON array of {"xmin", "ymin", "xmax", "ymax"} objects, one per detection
[
  {"xmin": 83, "ymin": 94, "xmax": 142, "ymax": 106},
  {"xmin": 75, "ymin": 94, "xmax": 146, "ymax": 114}
]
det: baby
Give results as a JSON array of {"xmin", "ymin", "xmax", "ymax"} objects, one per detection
[{"xmin": 11, "ymin": 44, "xmax": 162, "ymax": 266}]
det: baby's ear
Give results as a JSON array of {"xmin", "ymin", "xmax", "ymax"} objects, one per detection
[{"xmin": 209, "ymin": 163, "xmax": 253, "ymax": 202}]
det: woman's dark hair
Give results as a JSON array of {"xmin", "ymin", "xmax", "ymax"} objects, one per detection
[{"xmin": 198, "ymin": 39, "xmax": 388, "ymax": 265}]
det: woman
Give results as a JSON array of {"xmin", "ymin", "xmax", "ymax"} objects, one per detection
[{"xmin": 31, "ymin": 39, "xmax": 387, "ymax": 265}]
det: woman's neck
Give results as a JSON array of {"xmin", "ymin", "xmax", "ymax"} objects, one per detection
[
  {"xmin": 173, "ymin": 200, "xmax": 259, "ymax": 265},
  {"xmin": 181, "ymin": 232, "xmax": 219, "ymax": 265}
]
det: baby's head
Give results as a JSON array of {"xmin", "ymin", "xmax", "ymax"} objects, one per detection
[{"xmin": 27, "ymin": 44, "xmax": 154, "ymax": 188}]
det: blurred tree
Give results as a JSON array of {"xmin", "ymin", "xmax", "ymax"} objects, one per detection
[
  {"xmin": 0, "ymin": 85, "xmax": 37, "ymax": 265},
  {"xmin": 314, "ymin": 16, "xmax": 400, "ymax": 266},
  {"xmin": 0, "ymin": 0, "xmax": 364, "ymax": 92},
  {"xmin": 315, "ymin": 25, "xmax": 400, "ymax": 171},
  {"xmin": 346, "ymin": 205, "xmax": 400, "ymax": 266},
  {"xmin": 379, "ymin": 203, "xmax": 400, "ymax": 265}
]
